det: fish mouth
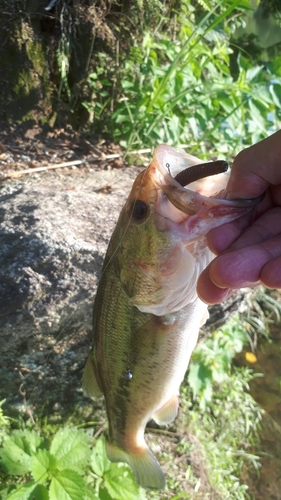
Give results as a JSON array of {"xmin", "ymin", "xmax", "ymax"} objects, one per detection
[{"xmin": 153, "ymin": 144, "xmax": 265, "ymax": 216}]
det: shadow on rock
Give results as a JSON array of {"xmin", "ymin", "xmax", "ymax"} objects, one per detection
[{"xmin": 0, "ymin": 168, "xmax": 134, "ymax": 418}]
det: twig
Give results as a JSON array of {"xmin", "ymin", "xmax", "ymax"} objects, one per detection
[
  {"xmin": 93, "ymin": 426, "xmax": 106, "ymax": 439},
  {"xmin": 19, "ymin": 383, "xmax": 35, "ymax": 424},
  {"xmin": 146, "ymin": 427, "xmax": 181, "ymax": 437},
  {"xmin": 6, "ymin": 159, "xmax": 89, "ymax": 177},
  {"xmin": 77, "ymin": 421, "xmax": 103, "ymax": 429},
  {"xmin": 1, "ymin": 148, "xmax": 152, "ymax": 179}
]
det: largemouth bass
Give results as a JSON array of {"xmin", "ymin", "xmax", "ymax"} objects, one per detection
[{"xmin": 83, "ymin": 145, "xmax": 262, "ymax": 490}]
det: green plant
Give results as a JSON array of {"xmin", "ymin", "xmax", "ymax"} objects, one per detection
[
  {"xmin": 0, "ymin": 401, "xmax": 10, "ymax": 444},
  {"xmin": 83, "ymin": 55, "xmax": 112, "ymax": 124},
  {"xmin": 0, "ymin": 429, "xmax": 145, "ymax": 500},
  {"xmin": 242, "ymin": 286, "xmax": 281, "ymax": 345},
  {"xmin": 174, "ymin": 311, "xmax": 265, "ymax": 499},
  {"xmin": 182, "ymin": 367, "xmax": 263, "ymax": 499},
  {"xmin": 187, "ymin": 286, "xmax": 281, "ymax": 410},
  {"xmin": 85, "ymin": 0, "xmax": 281, "ymax": 154},
  {"xmin": 57, "ymin": 35, "xmax": 71, "ymax": 102},
  {"xmin": 188, "ymin": 316, "xmax": 250, "ymax": 409},
  {"xmin": 0, "ymin": 427, "xmax": 92, "ymax": 499},
  {"xmin": 90, "ymin": 438, "xmax": 146, "ymax": 500}
]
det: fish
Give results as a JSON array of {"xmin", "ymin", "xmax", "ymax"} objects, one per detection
[{"xmin": 83, "ymin": 144, "xmax": 263, "ymax": 490}]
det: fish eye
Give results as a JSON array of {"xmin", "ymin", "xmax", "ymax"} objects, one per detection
[{"xmin": 132, "ymin": 200, "xmax": 149, "ymax": 221}]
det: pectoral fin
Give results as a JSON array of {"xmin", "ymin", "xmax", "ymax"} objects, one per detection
[
  {"xmin": 153, "ymin": 394, "xmax": 179, "ymax": 425},
  {"xmin": 82, "ymin": 352, "xmax": 103, "ymax": 399}
]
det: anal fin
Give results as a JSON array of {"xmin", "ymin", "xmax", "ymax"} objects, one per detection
[
  {"xmin": 106, "ymin": 440, "xmax": 165, "ymax": 490},
  {"xmin": 82, "ymin": 352, "xmax": 103, "ymax": 399},
  {"xmin": 152, "ymin": 394, "xmax": 179, "ymax": 425}
]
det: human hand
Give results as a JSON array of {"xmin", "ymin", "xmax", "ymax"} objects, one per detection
[{"xmin": 197, "ymin": 130, "xmax": 281, "ymax": 304}]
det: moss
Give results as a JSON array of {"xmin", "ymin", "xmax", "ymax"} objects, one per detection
[
  {"xmin": 0, "ymin": 20, "xmax": 52, "ymax": 123},
  {"xmin": 0, "ymin": 0, "xmax": 164, "ymax": 127}
]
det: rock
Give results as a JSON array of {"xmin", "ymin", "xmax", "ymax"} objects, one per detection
[{"xmin": 0, "ymin": 167, "xmax": 141, "ymax": 417}]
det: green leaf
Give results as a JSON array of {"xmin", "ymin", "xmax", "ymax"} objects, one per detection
[
  {"xmin": 49, "ymin": 469, "xmax": 87, "ymax": 500},
  {"xmin": 121, "ymin": 81, "xmax": 135, "ymax": 90},
  {"xmin": 12, "ymin": 429, "xmax": 43, "ymax": 455},
  {"xmin": 83, "ymin": 486, "xmax": 100, "ymax": 500},
  {"xmin": 50, "ymin": 427, "xmax": 90, "ymax": 473},
  {"xmin": 199, "ymin": 377, "xmax": 213, "ymax": 410},
  {"xmin": 98, "ymin": 487, "xmax": 114, "ymax": 500},
  {"xmin": 6, "ymin": 481, "xmax": 37, "ymax": 500},
  {"xmin": 90, "ymin": 438, "xmax": 111, "ymax": 477},
  {"xmin": 220, "ymin": 95, "xmax": 237, "ymax": 114},
  {"xmin": 31, "ymin": 449, "xmax": 56, "ymax": 482},
  {"xmin": 28, "ymin": 484, "xmax": 49, "ymax": 500},
  {"xmin": 248, "ymin": 99, "xmax": 267, "ymax": 130},
  {"xmin": 246, "ymin": 66, "xmax": 262, "ymax": 82},
  {"xmin": 187, "ymin": 363, "xmax": 202, "ymax": 396},
  {"xmin": 271, "ymin": 56, "xmax": 281, "ymax": 77},
  {"xmin": 114, "ymin": 114, "xmax": 132, "ymax": 124},
  {"xmin": 0, "ymin": 430, "xmax": 42, "ymax": 475},
  {"xmin": 188, "ymin": 117, "xmax": 199, "ymax": 140},
  {"xmin": 104, "ymin": 464, "xmax": 143, "ymax": 500},
  {"xmin": 269, "ymin": 84, "xmax": 281, "ymax": 109},
  {"xmin": 188, "ymin": 362, "xmax": 213, "ymax": 399}
]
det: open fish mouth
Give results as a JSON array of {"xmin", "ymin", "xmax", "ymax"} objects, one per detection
[{"xmin": 153, "ymin": 144, "xmax": 265, "ymax": 216}]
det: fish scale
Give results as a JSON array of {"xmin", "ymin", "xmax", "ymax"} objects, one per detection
[{"xmin": 83, "ymin": 144, "xmax": 264, "ymax": 490}]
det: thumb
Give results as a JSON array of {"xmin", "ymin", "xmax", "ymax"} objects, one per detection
[{"xmin": 226, "ymin": 131, "xmax": 281, "ymax": 200}]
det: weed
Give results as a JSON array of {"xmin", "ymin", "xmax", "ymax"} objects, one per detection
[
  {"xmin": 0, "ymin": 401, "xmax": 10, "ymax": 444},
  {"xmin": 0, "ymin": 429, "xmax": 144, "ymax": 500},
  {"xmin": 183, "ymin": 368, "xmax": 263, "ymax": 499},
  {"xmin": 188, "ymin": 316, "xmax": 249, "ymax": 409},
  {"xmin": 85, "ymin": 0, "xmax": 281, "ymax": 154}
]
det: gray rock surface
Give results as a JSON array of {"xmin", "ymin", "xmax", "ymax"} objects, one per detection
[{"xmin": 0, "ymin": 167, "xmax": 141, "ymax": 417}]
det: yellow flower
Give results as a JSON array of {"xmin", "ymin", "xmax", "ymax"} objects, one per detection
[{"xmin": 245, "ymin": 352, "xmax": 257, "ymax": 364}]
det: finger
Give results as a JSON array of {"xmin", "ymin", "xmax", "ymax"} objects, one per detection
[
  {"xmin": 197, "ymin": 266, "xmax": 234, "ymax": 305},
  {"xmin": 226, "ymin": 207, "xmax": 281, "ymax": 252},
  {"xmin": 227, "ymin": 131, "xmax": 281, "ymax": 200},
  {"xmin": 209, "ymin": 235, "xmax": 281, "ymax": 289},
  {"xmin": 207, "ymin": 211, "xmax": 254, "ymax": 254},
  {"xmin": 260, "ymin": 256, "xmax": 281, "ymax": 289},
  {"xmin": 207, "ymin": 193, "xmax": 274, "ymax": 254}
]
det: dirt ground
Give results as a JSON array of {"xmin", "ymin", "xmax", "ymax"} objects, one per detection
[{"xmin": 0, "ymin": 120, "xmax": 129, "ymax": 178}]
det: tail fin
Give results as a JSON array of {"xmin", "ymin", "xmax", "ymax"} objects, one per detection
[{"xmin": 106, "ymin": 440, "xmax": 165, "ymax": 490}]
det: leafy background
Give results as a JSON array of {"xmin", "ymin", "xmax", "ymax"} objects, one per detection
[{"xmin": 84, "ymin": 0, "xmax": 281, "ymax": 156}]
